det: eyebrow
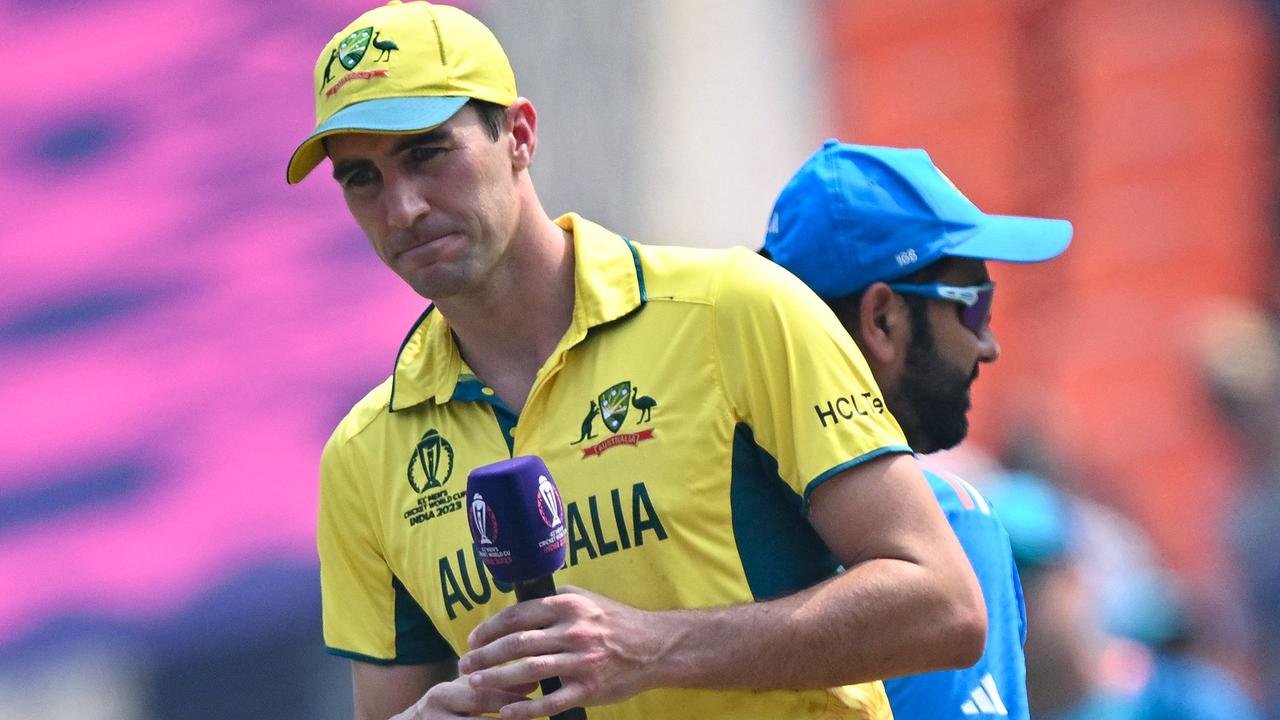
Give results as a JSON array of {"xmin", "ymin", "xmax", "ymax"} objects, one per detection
[
  {"xmin": 392, "ymin": 127, "xmax": 452, "ymax": 154},
  {"xmin": 330, "ymin": 127, "xmax": 454, "ymax": 180}
]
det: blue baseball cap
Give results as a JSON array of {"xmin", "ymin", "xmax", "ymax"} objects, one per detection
[{"xmin": 762, "ymin": 140, "xmax": 1073, "ymax": 298}]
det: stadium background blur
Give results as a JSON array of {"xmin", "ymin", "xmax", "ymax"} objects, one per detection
[{"xmin": 2, "ymin": 0, "xmax": 1277, "ymax": 717}]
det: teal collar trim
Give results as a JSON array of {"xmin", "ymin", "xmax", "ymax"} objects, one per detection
[{"xmin": 624, "ymin": 237, "xmax": 648, "ymax": 303}]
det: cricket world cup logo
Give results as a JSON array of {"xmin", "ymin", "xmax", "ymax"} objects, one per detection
[
  {"xmin": 536, "ymin": 475, "xmax": 563, "ymax": 528},
  {"xmin": 470, "ymin": 492, "xmax": 497, "ymax": 545},
  {"xmin": 407, "ymin": 429, "xmax": 455, "ymax": 493}
]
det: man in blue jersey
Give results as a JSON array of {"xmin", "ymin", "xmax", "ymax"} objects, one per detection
[{"xmin": 762, "ymin": 140, "xmax": 1073, "ymax": 720}]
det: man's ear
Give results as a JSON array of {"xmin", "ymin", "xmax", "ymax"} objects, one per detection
[
  {"xmin": 507, "ymin": 98, "xmax": 537, "ymax": 171},
  {"xmin": 857, "ymin": 282, "xmax": 907, "ymax": 365}
]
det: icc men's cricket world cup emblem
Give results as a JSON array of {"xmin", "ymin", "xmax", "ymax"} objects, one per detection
[
  {"xmin": 407, "ymin": 429, "xmax": 455, "ymax": 494},
  {"xmin": 536, "ymin": 475, "xmax": 563, "ymax": 528},
  {"xmin": 471, "ymin": 493, "xmax": 494, "ymax": 544}
]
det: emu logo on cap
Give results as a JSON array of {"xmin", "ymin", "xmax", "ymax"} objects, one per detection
[{"xmin": 338, "ymin": 27, "xmax": 373, "ymax": 70}]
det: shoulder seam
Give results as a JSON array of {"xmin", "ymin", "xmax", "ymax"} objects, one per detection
[
  {"xmin": 708, "ymin": 250, "xmax": 737, "ymax": 423},
  {"xmin": 334, "ymin": 378, "xmax": 397, "ymax": 445}
]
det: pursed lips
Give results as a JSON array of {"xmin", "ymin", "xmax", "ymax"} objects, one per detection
[{"xmin": 393, "ymin": 230, "xmax": 458, "ymax": 261}]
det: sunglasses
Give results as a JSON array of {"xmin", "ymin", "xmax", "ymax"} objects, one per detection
[{"xmin": 886, "ymin": 282, "xmax": 996, "ymax": 337}]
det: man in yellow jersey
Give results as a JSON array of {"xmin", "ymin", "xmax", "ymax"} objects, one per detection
[{"xmin": 288, "ymin": 3, "xmax": 985, "ymax": 719}]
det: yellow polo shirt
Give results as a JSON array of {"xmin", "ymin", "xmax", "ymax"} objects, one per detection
[{"xmin": 318, "ymin": 213, "xmax": 910, "ymax": 719}]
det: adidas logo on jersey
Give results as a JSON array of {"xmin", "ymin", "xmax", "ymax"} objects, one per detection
[{"xmin": 961, "ymin": 673, "xmax": 1008, "ymax": 716}]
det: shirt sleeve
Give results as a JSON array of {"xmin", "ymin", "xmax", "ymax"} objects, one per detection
[
  {"xmin": 318, "ymin": 425, "xmax": 455, "ymax": 664},
  {"xmin": 883, "ymin": 470, "xmax": 1030, "ymax": 720},
  {"xmin": 713, "ymin": 248, "xmax": 911, "ymax": 503}
]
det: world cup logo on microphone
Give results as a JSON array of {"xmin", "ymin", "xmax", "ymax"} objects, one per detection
[
  {"xmin": 466, "ymin": 456, "xmax": 568, "ymax": 581},
  {"xmin": 471, "ymin": 492, "xmax": 496, "ymax": 545},
  {"xmin": 537, "ymin": 475, "xmax": 563, "ymax": 528}
]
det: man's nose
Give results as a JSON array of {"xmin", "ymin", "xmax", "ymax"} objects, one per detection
[
  {"xmin": 978, "ymin": 325, "xmax": 1001, "ymax": 363},
  {"xmin": 386, "ymin": 178, "xmax": 429, "ymax": 230}
]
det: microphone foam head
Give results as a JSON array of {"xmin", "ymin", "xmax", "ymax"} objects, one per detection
[{"xmin": 466, "ymin": 456, "xmax": 568, "ymax": 583}]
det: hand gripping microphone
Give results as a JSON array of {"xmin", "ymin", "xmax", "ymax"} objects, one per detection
[{"xmin": 466, "ymin": 456, "xmax": 587, "ymax": 720}]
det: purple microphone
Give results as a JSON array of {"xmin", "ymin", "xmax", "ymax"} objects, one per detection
[{"xmin": 466, "ymin": 456, "xmax": 585, "ymax": 720}]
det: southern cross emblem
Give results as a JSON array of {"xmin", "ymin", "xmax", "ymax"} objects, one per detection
[
  {"xmin": 338, "ymin": 27, "xmax": 373, "ymax": 70},
  {"xmin": 597, "ymin": 381, "xmax": 631, "ymax": 433},
  {"xmin": 572, "ymin": 380, "xmax": 659, "ymax": 456}
]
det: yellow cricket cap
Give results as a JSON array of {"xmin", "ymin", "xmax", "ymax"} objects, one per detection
[{"xmin": 286, "ymin": 1, "xmax": 516, "ymax": 184}]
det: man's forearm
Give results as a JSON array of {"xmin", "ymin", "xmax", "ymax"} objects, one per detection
[
  {"xmin": 641, "ymin": 557, "xmax": 985, "ymax": 692},
  {"xmin": 461, "ymin": 455, "xmax": 987, "ymax": 715}
]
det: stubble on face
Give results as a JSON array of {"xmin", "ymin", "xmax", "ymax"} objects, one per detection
[
  {"xmin": 394, "ymin": 127, "xmax": 516, "ymax": 303},
  {"xmin": 894, "ymin": 311, "xmax": 979, "ymax": 454},
  {"xmin": 328, "ymin": 107, "xmax": 518, "ymax": 303}
]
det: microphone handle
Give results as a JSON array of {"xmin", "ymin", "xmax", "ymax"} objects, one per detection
[
  {"xmin": 514, "ymin": 575, "xmax": 559, "ymax": 601},
  {"xmin": 512, "ymin": 576, "xmax": 588, "ymax": 720}
]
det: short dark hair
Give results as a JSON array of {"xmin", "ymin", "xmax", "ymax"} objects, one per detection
[
  {"xmin": 469, "ymin": 98, "xmax": 507, "ymax": 141},
  {"xmin": 756, "ymin": 249, "xmax": 955, "ymax": 338},
  {"xmin": 821, "ymin": 257, "xmax": 957, "ymax": 337},
  {"xmin": 756, "ymin": 247, "xmax": 952, "ymax": 321}
]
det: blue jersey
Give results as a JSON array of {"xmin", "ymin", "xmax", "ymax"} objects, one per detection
[{"xmin": 883, "ymin": 469, "xmax": 1029, "ymax": 720}]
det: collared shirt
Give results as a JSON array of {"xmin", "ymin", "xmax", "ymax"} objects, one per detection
[{"xmin": 318, "ymin": 213, "xmax": 910, "ymax": 720}]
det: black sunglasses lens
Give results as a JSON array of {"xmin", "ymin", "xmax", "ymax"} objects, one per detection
[{"xmin": 960, "ymin": 287, "xmax": 994, "ymax": 335}]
